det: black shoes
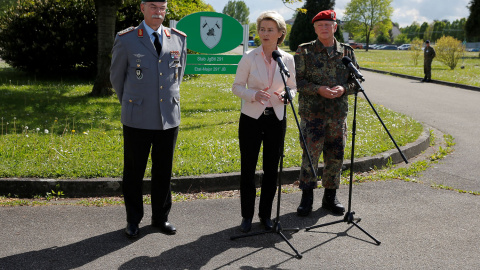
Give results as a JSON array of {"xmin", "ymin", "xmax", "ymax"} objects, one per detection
[
  {"xmin": 125, "ymin": 223, "xmax": 139, "ymax": 238},
  {"xmin": 240, "ymin": 218, "xmax": 252, "ymax": 233},
  {"xmin": 322, "ymin": 189, "xmax": 345, "ymax": 214},
  {"xmin": 421, "ymin": 78, "xmax": 431, "ymax": 82},
  {"xmin": 297, "ymin": 189, "xmax": 313, "ymax": 216},
  {"xmin": 152, "ymin": 220, "xmax": 177, "ymax": 235},
  {"xmin": 260, "ymin": 217, "xmax": 274, "ymax": 231}
]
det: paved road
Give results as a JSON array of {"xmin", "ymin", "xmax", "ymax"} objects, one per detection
[
  {"xmin": 361, "ymin": 71, "xmax": 480, "ymax": 192},
  {"xmin": 1, "ymin": 72, "xmax": 479, "ymax": 269}
]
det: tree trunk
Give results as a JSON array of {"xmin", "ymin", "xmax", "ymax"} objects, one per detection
[{"xmin": 91, "ymin": 0, "xmax": 121, "ymax": 97}]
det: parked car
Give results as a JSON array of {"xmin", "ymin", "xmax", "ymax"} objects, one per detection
[
  {"xmin": 378, "ymin": 45, "xmax": 398, "ymax": 50},
  {"xmin": 349, "ymin": 42, "xmax": 363, "ymax": 49},
  {"xmin": 398, "ymin": 44, "xmax": 411, "ymax": 50},
  {"xmin": 467, "ymin": 48, "xmax": 480, "ymax": 52}
]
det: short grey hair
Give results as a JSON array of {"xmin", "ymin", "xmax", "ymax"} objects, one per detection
[{"xmin": 256, "ymin": 11, "xmax": 287, "ymax": 45}]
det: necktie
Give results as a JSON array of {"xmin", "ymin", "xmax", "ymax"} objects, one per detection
[{"xmin": 153, "ymin": 32, "xmax": 162, "ymax": 56}]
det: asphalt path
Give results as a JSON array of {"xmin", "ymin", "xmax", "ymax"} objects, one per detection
[
  {"xmin": 1, "ymin": 71, "xmax": 479, "ymax": 269},
  {"xmin": 361, "ymin": 71, "xmax": 480, "ymax": 192}
]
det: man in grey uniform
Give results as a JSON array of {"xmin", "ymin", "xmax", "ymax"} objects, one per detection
[{"xmin": 110, "ymin": 0, "xmax": 187, "ymax": 238}]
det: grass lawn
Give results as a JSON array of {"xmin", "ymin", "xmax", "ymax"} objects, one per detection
[
  {"xmin": 0, "ymin": 68, "xmax": 422, "ymax": 179},
  {"xmin": 351, "ymin": 50, "xmax": 479, "ymax": 87}
]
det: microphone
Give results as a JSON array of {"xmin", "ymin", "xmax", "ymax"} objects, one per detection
[
  {"xmin": 342, "ymin": 56, "xmax": 364, "ymax": 81},
  {"xmin": 272, "ymin": 50, "xmax": 290, "ymax": 77}
]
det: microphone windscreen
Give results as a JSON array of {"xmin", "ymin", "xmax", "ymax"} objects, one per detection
[
  {"xmin": 272, "ymin": 50, "xmax": 282, "ymax": 60},
  {"xmin": 341, "ymin": 56, "xmax": 352, "ymax": 66}
]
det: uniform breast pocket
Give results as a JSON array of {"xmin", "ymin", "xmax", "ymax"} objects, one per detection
[{"xmin": 129, "ymin": 62, "xmax": 151, "ymax": 84}]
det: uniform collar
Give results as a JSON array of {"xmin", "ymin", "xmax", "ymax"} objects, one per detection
[
  {"xmin": 315, "ymin": 38, "xmax": 342, "ymax": 56},
  {"xmin": 143, "ymin": 21, "xmax": 163, "ymax": 41}
]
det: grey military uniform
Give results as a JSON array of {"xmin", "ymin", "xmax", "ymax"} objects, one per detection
[{"xmin": 110, "ymin": 21, "xmax": 187, "ymax": 130}]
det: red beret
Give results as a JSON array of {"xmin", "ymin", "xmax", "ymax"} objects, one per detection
[{"xmin": 312, "ymin": 10, "xmax": 336, "ymax": 23}]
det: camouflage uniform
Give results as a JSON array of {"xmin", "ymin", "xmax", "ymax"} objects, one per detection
[
  {"xmin": 294, "ymin": 38, "xmax": 360, "ymax": 190},
  {"xmin": 424, "ymin": 45, "xmax": 436, "ymax": 80}
]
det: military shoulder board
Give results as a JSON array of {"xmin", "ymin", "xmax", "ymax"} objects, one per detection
[
  {"xmin": 172, "ymin": 28, "xmax": 187, "ymax": 37},
  {"xmin": 118, "ymin": 27, "xmax": 135, "ymax": 36}
]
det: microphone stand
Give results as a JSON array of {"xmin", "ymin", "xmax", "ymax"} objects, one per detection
[
  {"xmin": 230, "ymin": 66, "xmax": 316, "ymax": 260},
  {"xmin": 305, "ymin": 72, "xmax": 408, "ymax": 245}
]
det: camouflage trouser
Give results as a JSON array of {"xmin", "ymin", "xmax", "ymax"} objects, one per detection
[
  {"xmin": 299, "ymin": 117, "xmax": 347, "ymax": 190},
  {"xmin": 424, "ymin": 59, "xmax": 433, "ymax": 79}
]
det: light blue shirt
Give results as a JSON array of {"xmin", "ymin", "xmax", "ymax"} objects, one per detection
[{"xmin": 142, "ymin": 21, "xmax": 163, "ymax": 47}]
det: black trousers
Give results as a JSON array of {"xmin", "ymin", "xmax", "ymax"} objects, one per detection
[
  {"xmin": 239, "ymin": 112, "xmax": 285, "ymax": 219},
  {"xmin": 122, "ymin": 125, "xmax": 178, "ymax": 224}
]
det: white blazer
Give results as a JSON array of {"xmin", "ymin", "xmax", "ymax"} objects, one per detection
[{"xmin": 232, "ymin": 46, "xmax": 297, "ymax": 121}]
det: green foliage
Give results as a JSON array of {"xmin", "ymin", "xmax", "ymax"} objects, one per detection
[
  {"xmin": 401, "ymin": 19, "xmax": 467, "ymax": 43},
  {"xmin": 289, "ymin": 0, "xmax": 335, "ymax": 51},
  {"xmin": 222, "ymin": 0, "xmax": 250, "ymax": 25},
  {"xmin": 435, "ymin": 36, "xmax": 465, "ymax": 70},
  {"xmin": 394, "ymin": 33, "xmax": 410, "ymax": 45},
  {"xmin": 410, "ymin": 38, "xmax": 424, "ymax": 66},
  {"xmin": 343, "ymin": 0, "xmax": 394, "ymax": 47},
  {"xmin": 465, "ymin": 0, "xmax": 480, "ymax": 42},
  {"xmin": 0, "ymin": 0, "xmax": 98, "ymax": 74}
]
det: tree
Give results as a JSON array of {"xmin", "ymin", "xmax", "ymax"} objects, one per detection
[
  {"xmin": 435, "ymin": 36, "xmax": 465, "ymax": 70},
  {"xmin": 465, "ymin": 0, "xmax": 480, "ymax": 42},
  {"xmin": 91, "ymin": 0, "xmax": 122, "ymax": 97},
  {"xmin": 343, "ymin": 0, "xmax": 393, "ymax": 51},
  {"xmin": 222, "ymin": 0, "xmax": 250, "ymax": 25},
  {"xmin": 288, "ymin": 0, "xmax": 335, "ymax": 52}
]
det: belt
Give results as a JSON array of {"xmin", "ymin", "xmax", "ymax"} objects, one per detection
[{"xmin": 263, "ymin": 107, "xmax": 275, "ymax": 116}]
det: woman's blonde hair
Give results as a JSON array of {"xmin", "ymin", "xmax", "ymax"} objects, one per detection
[{"xmin": 256, "ymin": 11, "xmax": 287, "ymax": 45}]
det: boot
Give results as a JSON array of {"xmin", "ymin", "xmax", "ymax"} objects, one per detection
[
  {"xmin": 297, "ymin": 189, "xmax": 313, "ymax": 216},
  {"xmin": 322, "ymin": 189, "xmax": 345, "ymax": 214}
]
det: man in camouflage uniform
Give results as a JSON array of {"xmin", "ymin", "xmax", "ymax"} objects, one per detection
[
  {"xmin": 294, "ymin": 10, "xmax": 360, "ymax": 216},
  {"xmin": 422, "ymin": 40, "xmax": 436, "ymax": 82}
]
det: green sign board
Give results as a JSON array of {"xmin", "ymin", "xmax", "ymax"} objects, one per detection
[
  {"xmin": 176, "ymin": 12, "xmax": 245, "ymax": 75},
  {"xmin": 176, "ymin": 12, "xmax": 243, "ymax": 54}
]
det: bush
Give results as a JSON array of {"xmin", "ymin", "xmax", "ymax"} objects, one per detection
[
  {"xmin": 0, "ymin": 0, "xmax": 98, "ymax": 74},
  {"xmin": 410, "ymin": 38, "xmax": 423, "ymax": 66},
  {"xmin": 434, "ymin": 36, "xmax": 465, "ymax": 70}
]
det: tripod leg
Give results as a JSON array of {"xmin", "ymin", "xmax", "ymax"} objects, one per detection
[
  {"xmin": 277, "ymin": 231, "xmax": 303, "ymax": 259},
  {"xmin": 305, "ymin": 219, "xmax": 344, "ymax": 231},
  {"xmin": 351, "ymin": 222, "xmax": 381, "ymax": 245}
]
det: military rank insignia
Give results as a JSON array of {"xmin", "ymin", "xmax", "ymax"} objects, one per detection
[
  {"xmin": 118, "ymin": 26, "xmax": 134, "ymax": 36},
  {"xmin": 138, "ymin": 29, "xmax": 144, "ymax": 38},
  {"xmin": 170, "ymin": 51, "xmax": 180, "ymax": 59}
]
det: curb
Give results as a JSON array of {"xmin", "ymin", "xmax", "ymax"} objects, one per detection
[
  {"xmin": 0, "ymin": 127, "xmax": 431, "ymax": 198},
  {"xmin": 361, "ymin": 68, "xmax": 480, "ymax": 92}
]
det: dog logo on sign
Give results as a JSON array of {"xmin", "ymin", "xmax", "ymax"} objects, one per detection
[{"xmin": 200, "ymin": 16, "xmax": 222, "ymax": 49}]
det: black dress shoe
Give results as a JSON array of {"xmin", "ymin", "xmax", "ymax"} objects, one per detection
[
  {"xmin": 260, "ymin": 217, "xmax": 274, "ymax": 231},
  {"xmin": 152, "ymin": 220, "xmax": 176, "ymax": 235},
  {"xmin": 125, "ymin": 223, "xmax": 139, "ymax": 238},
  {"xmin": 240, "ymin": 218, "xmax": 252, "ymax": 233}
]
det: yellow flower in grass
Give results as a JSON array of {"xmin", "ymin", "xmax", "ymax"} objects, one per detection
[{"xmin": 72, "ymin": 130, "xmax": 76, "ymax": 133}]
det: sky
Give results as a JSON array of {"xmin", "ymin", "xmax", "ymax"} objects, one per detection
[{"xmin": 204, "ymin": 0, "xmax": 471, "ymax": 27}]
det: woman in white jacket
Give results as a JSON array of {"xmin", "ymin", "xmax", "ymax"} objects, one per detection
[{"xmin": 232, "ymin": 10, "xmax": 297, "ymax": 233}]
